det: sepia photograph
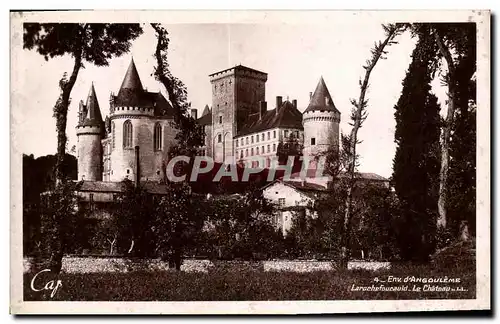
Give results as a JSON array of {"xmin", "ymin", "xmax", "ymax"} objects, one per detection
[{"xmin": 9, "ymin": 10, "xmax": 490, "ymax": 314}]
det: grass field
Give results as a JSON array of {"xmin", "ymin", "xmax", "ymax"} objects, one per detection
[{"xmin": 24, "ymin": 261, "xmax": 475, "ymax": 301}]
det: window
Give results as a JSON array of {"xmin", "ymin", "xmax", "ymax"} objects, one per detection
[
  {"xmin": 251, "ymin": 148, "xmax": 254, "ymax": 156},
  {"xmin": 235, "ymin": 150, "xmax": 238, "ymax": 157},
  {"xmin": 235, "ymin": 140, "xmax": 239, "ymax": 148},
  {"xmin": 89, "ymin": 193, "xmax": 95, "ymax": 211},
  {"xmin": 267, "ymin": 144, "xmax": 270, "ymax": 153},
  {"xmin": 273, "ymin": 130, "xmax": 276, "ymax": 139},
  {"xmin": 240, "ymin": 151, "xmax": 243, "ymax": 159},
  {"xmin": 218, "ymin": 134, "xmax": 222, "ymax": 143},
  {"xmin": 245, "ymin": 148, "xmax": 248, "ymax": 157},
  {"xmin": 112, "ymin": 122, "xmax": 115, "ymax": 149},
  {"xmin": 278, "ymin": 198, "xmax": 285, "ymax": 207},
  {"xmin": 154, "ymin": 123, "xmax": 162, "ymax": 151},
  {"xmin": 256, "ymin": 135, "xmax": 259, "ymax": 143},
  {"xmin": 267, "ymin": 132, "xmax": 270, "ymax": 140},
  {"xmin": 241, "ymin": 138, "xmax": 244, "ymax": 146},
  {"xmin": 261, "ymin": 145, "xmax": 264, "ymax": 153},
  {"xmin": 251, "ymin": 136, "xmax": 254, "ymax": 144},
  {"xmin": 261, "ymin": 134, "xmax": 265, "ymax": 141},
  {"xmin": 246, "ymin": 137, "xmax": 249, "ymax": 145},
  {"xmin": 256, "ymin": 147, "xmax": 259, "ymax": 155},
  {"xmin": 266, "ymin": 158, "xmax": 271, "ymax": 168},
  {"xmin": 273, "ymin": 143, "xmax": 276, "ymax": 152},
  {"xmin": 219, "ymin": 116, "xmax": 223, "ymax": 124},
  {"xmin": 284, "ymin": 130, "xmax": 289, "ymax": 138},
  {"xmin": 123, "ymin": 120, "xmax": 133, "ymax": 148},
  {"xmin": 311, "ymin": 137, "xmax": 316, "ymax": 145}
]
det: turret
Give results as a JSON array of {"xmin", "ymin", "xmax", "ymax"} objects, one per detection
[
  {"xmin": 302, "ymin": 77, "xmax": 341, "ymax": 158},
  {"xmin": 76, "ymin": 83, "xmax": 104, "ymax": 181}
]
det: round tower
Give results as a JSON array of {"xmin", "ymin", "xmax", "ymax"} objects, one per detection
[
  {"xmin": 76, "ymin": 83, "xmax": 104, "ymax": 181},
  {"xmin": 302, "ymin": 77, "xmax": 341, "ymax": 159}
]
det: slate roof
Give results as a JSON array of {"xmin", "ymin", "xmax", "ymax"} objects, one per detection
[
  {"xmin": 80, "ymin": 84, "xmax": 104, "ymax": 127},
  {"xmin": 289, "ymin": 169, "xmax": 389, "ymax": 182},
  {"xmin": 112, "ymin": 59, "xmax": 174, "ymax": 118},
  {"xmin": 201, "ymin": 105, "xmax": 211, "ymax": 117},
  {"xmin": 237, "ymin": 100, "xmax": 303, "ymax": 137},
  {"xmin": 304, "ymin": 77, "xmax": 340, "ymax": 114},
  {"xmin": 197, "ymin": 111, "xmax": 212, "ymax": 126}
]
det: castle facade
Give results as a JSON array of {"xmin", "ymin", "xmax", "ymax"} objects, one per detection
[{"xmin": 76, "ymin": 59, "xmax": 341, "ymax": 183}]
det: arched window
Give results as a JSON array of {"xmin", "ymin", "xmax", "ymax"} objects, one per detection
[
  {"xmin": 112, "ymin": 122, "xmax": 115, "ymax": 149},
  {"xmin": 154, "ymin": 123, "xmax": 162, "ymax": 151},
  {"xmin": 123, "ymin": 120, "xmax": 133, "ymax": 148}
]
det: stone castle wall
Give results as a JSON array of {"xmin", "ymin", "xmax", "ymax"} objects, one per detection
[{"xmin": 77, "ymin": 125, "xmax": 102, "ymax": 181}]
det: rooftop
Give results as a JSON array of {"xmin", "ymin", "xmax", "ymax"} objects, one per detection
[{"xmin": 209, "ymin": 64, "xmax": 267, "ymax": 77}]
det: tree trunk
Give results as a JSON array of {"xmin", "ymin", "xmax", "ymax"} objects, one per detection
[
  {"xmin": 434, "ymin": 30, "xmax": 456, "ymax": 230},
  {"xmin": 50, "ymin": 35, "xmax": 84, "ymax": 273},
  {"xmin": 339, "ymin": 26, "xmax": 400, "ymax": 269},
  {"xmin": 54, "ymin": 51, "xmax": 83, "ymax": 186}
]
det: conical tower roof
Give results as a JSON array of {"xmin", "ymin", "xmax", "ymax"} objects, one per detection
[
  {"xmin": 304, "ymin": 76, "xmax": 340, "ymax": 114},
  {"xmin": 120, "ymin": 58, "xmax": 143, "ymax": 91},
  {"xmin": 202, "ymin": 104, "xmax": 210, "ymax": 117},
  {"xmin": 115, "ymin": 58, "xmax": 147, "ymax": 107},
  {"xmin": 82, "ymin": 83, "xmax": 103, "ymax": 127}
]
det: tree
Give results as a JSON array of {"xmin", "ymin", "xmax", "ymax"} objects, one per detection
[
  {"xmin": 423, "ymin": 23, "xmax": 476, "ymax": 231},
  {"xmin": 276, "ymin": 132, "xmax": 303, "ymax": 165},
  {"xmin": 392, "ymin": 28, "xmax": 441, "ymax": 261},
  {"xmin": 339, "ymin": 24, "xmax": 404, "ymax": 269},
  {"xmin": 23, "ymin": 23, "xmax": 142, "ymax": 271},
  {"xmin": 23, "ymin": 23, "xmax": 143, "ymax": 185}
]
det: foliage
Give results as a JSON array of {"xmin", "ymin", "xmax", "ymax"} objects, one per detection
[
  {"xmin": 151, "ymin": 182, "xmax": 205, "ymax": 269},
  {"xmin": 37, "ymin": 180, "xmax": 85, "ymax": 272},
  {"xmin": 392, "ymin": 28, "xmax": 442, "ymax": 261},
  {"xmin": 339, "ymin": 23, "xmax": 405, "ymax": 268},
  {"xmin": 200, "ymin": 191, "xmax": 281, "ymax": 260},
  {"xmin": 276, "ymin": 132, "xmax": 303, "ymax": 165}
]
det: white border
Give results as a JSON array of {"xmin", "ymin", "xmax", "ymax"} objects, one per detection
[{"xmin": 9, "ymin": 9, "xmax": 491, "ymax": 314}]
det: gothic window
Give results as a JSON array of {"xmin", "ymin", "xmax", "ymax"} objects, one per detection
[
  {"xmin": 311, "ymin": 137, "xmax": 316, "ymax": 145},
  {"xmin": 154, "ymin": 123, "xmax": 162, "ymax": 151},
  {"xmin": 112, "ymin": 122, "xmax": 115, "ymax": 149},
  {"xmin": 123, "ymin": 120, "xmax": 133, "ymax": 149}
]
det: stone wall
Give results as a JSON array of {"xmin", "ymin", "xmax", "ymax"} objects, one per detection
[{"xmin": 23, "ymin": 256, "xmax": 391, "ymax": 274}]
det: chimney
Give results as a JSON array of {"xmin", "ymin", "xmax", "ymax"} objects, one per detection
[
  {"xmin": 276, "ymin": 96, "xmax": 282, "ymax": 109},
  {"xmin": 309, "ymin": 92, "xmax": 313, "ymax": 99},
  {"xmin": 191, "ymin": 108, "xmax": 198, "ymax": 120},
  {"xmin": 259, "ymin": 101, "xmax": 267, "ymax": 120},
  {"xmin": 276, "ymin": 96, "xmax": 282, "ymax": 116},
  {"xmin": 292, "ymin": 99, "xmax": 297, "ymax": 109},
  {"xmin": 135, "ymin": 146, "xmax": 140, "ymax": 187}
]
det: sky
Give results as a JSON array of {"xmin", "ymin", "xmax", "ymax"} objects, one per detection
[{"xmin": 15, "ymin": 21, "xmax": 448, "ymax": 178}]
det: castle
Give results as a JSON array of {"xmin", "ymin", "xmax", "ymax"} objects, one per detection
[{"xmin": 76, "ymin": 59, "xmax": 341, "ymax": 183}]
